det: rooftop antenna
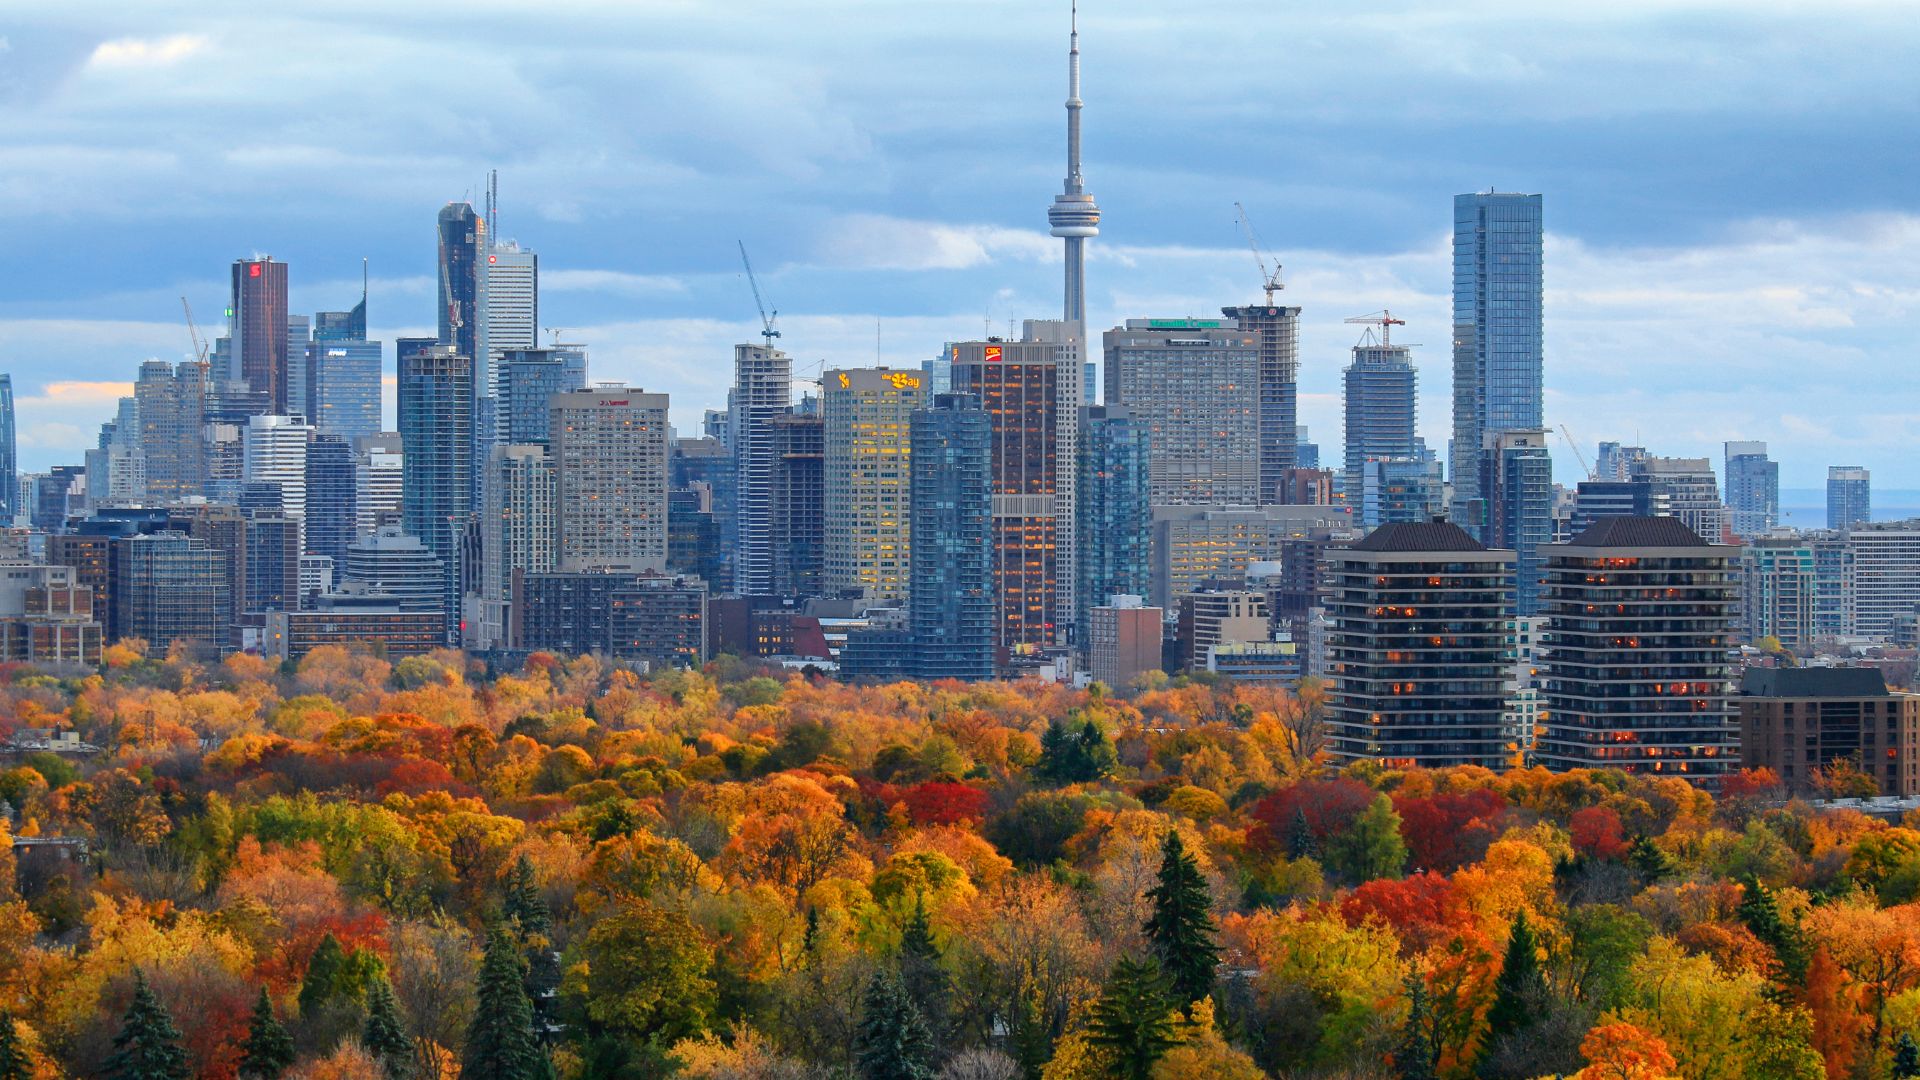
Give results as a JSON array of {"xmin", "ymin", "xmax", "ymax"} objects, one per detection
[
  {"xmin": 876, "ymin": 318, "xmax": 882, "ymax": 366},
  {"xmin": 485, "ymin": 170, "xmax": 498, "ymax": 245}
]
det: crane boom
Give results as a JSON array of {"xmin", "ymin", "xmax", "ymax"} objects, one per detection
[
  {"xmin": 737, "ymin": 241, "xmax": 780, "ymax": 344},
  {"xmin": 1233, "ymin": 202, "xmax": 1284, "ymax": 304},
  {"xmin": 180, "ymin": 296, "xmax": 209, "ymax": 364},
  {"xmin": 1343, "ymin": 310, "xmax": 1407, "ymax": 347},
  {"xmin": 1557, "ymin": 424, "xmax": 1596, "ymax": 480}
]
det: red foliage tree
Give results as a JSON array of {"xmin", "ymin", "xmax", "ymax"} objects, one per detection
[
  {"xmin": 1721, "ymin": 767, "xmax": 1785, "ymax": 802},
  {"xmin": 897, "ymin": 781, "xmax": 990, "ymax": 826},
  {"xmin": 1340, "ymin": 870, "xmax": 1464, "ymax": 953},
  {"xmin": 1393, "ymin": 788, "xmax": 1507, "ymax": 871},
  {"xmin": 1249, "ymin": 777, "xmax": 1376, "ymax": 855},
  {"xmin": 1570, "ymin": 805, "xmax": 1628, "ymax": 861}
]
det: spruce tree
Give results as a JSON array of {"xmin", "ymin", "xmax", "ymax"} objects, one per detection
[
  {"xmin": 1394, "ymin": 975, "xmax": 1437, "ymax": 1080},
  {"xmin": 1143, "ymin": 830, "xmax": 1220, "ymax": 1007},
  {"xmin": 299, "ymin": 932, "xmax": 350, "ymax": 1019},
  {"xmin": 854, "ymin": 969, "xmax": 937, "ymax": 1080},
  {"xmin": 898, "ymin": 894, "xmax": 951, "ymax": 1038},
  {"xmin": 1895, "ymin": 1032, "xmax": 1920, "ymax": 1080},
  {"xmin": 104, "ymin": 970, "xmax": 191, "ymax": 1080},
  {"xmin": 363, "ymin": 976, "xmax": 414, "ymax": 1080},
  {"xmin": 0, "ymin": 1012, "xmax": 31, "ymax": 1080},
  {"xmin": 1007, "ymin": 977, "xmax": 1052, "ymax": 1080},
  {"xmin": 461, "ymin": 928, "xmax": 542, "ymax": 1080},
  {"xmin": 1484, "ymin": 912, "xmax": 1545, "ymax": 1045},
  {"xmin": 1085, "ymin": 955, "xmax": 1178, "ymax": 1080},
  {"xmin": 1627, "ymin": 835, "xmax": 1675, "ymax": 881},
  {"xmin": 1737, "ymin": 878, "xmax": 1809, "ymax": 985},
  {"xmin": 1285, "ymin": 807, "xmax": 1318, "ymax": 859},
  {"xmin": 236, "ymin": 988, "xmax": 295, "ymax": 1080},
  {"xmin": 501, "ymin": 855, "xmax": 558, "ymax": 1038}
]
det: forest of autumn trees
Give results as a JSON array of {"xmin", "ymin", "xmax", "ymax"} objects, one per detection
[{"xmin": 2, "ymin": 639, "xmax": 1920, "ymax": 1078}]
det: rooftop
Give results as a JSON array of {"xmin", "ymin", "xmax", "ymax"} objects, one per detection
[
  {"xmin": 1351, "ymin": 520, "xmax": 1485, "ymax": 553},
  {"xmin": 1740, "ymin": 666, "xmax": 1892, "ymax": 698},
  {"xmin": 1566, "ymin": 515, "xmax": 1709, "ymax": 549}
]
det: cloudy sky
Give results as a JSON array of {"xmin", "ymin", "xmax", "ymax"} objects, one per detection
[{"xmin": 2, "ymin": 0, "xmax": 1917, "ymax": 493}]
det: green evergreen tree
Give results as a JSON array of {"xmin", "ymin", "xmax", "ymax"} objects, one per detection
[
  {"xmin": 1895, "ymin": 1032, "xmax": 1920, "ymax": 1080},
  {"xmin": 1395, "ymin": 975, "xmax": 1437, "ymax": 1080},
  {"xmin": 1627, "ymin": 835, "xmax": 1675, "ymax": 881},
  {"xmin": 1007, "ymin": 975, "xmax": 1052, "ymax": 1080},
  {"xmin": 363, "ymin": 976, "xmax": 414, "ymax": 1080},
  {"xmin": 461, "ymin": 929, "xmax": 542, "ymax": 1080},
  {"xmin": 1035, "ymin": 718, "xmax": 1115, "ymax": 784},
  {"xmin": 1285, "ymin": 807, "xmax": 1318, "ymax": 859},
  {"xmin": 1143, "ymin": 830, "xmax": 1220, "ymax": 1007},
  {"xmin": 1484, "ymin": 913, "xmax": 1546, "ymax": 1045},
  {"xmin": 236, "ymin": 988, "xmax": 295, "ymax": 1080},
  {"xmin": 1737, "ymin": 878, "xmax": 1810, "ymax": 985},
  {"xmin": 1324, "ymin": 793, "xmax": 1408, "ymax": 884},
  {"xmin": 501, "ymin": 855, "xmax": 559, "ymax": 1039},
  {"xmin": 0, "ymin": 1012, "xmax": 31, "ymax": 1080},
  {"xmin": 104, "ymin": 970, "xmax": 191, "ymax": 1080},
  {"xmin": 898, "ymin": 894, "xmax": 951, "ymax": 1039},
  {"xmin": 854, "ymin": 969, "xmax": 937, "ymax": 1080},
  {"xmin": 1085, "ymin": 955, "xmax": 1178, "ymax": 1080},
  {"xmin": 502, "ymin": 855, "xmax": 552, "ymax": 939},
  {"xmin": 298, "ymin": 932, "xmax": 350, "ymax": 1019}
]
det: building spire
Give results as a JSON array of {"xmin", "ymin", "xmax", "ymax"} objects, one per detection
[{"xmin": 1047, "ymin": 1, "xmax": 1100, "ymax": 328}]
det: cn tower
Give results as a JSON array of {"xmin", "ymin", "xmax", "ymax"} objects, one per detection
[{"xmin": 1046, "ymin": 2, "xmax": 1100, "ymax": 330}]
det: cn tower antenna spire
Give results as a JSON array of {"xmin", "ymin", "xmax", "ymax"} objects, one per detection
[{"xmin": 1048, "ymin": 1, "xmax": 1100, "ymax": 330}]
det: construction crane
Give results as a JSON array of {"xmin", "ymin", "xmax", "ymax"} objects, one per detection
[
  {"xmin": 180, "ymin": 297, "xmax": 210, "ymax": 364},
  {"xmin": 1557, "ymin": 424, "xmax": 1596, "ymax": 480},
  {"xmin": 737, "ymin": 241, "xmax": 781, "ymax": 345},
  {"xmin": 1233, "ymin": 202, "xmax": 1285, "ymax": 304},
  {"xmin": 1343, "ymin": 310, "xmax": 1407, "ymax": 346}
]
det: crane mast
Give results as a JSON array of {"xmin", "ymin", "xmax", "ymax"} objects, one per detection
[{"xmin": 1233, "ymin": 202, "xmax": 1285, "ymax": 304}]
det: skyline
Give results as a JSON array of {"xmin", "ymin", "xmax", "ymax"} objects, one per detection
[{"xmin": 3, "ymin": 2, "xmax": 1919, "ymax": 486}]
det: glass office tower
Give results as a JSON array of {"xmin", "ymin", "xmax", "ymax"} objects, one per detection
[{"xmin": 1450, "ymin": 193, "xmax": 1544, "ymax": 524}]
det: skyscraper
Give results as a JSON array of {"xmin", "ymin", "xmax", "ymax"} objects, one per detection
[
  {"xmin": 1325, "ymin": 520, "xmax": 1515, "ymax": 770},
  {"xmin": 481, "ymin": 240, "xmax": 538, "ymax": 400},
  {"xmin": 304, "ymin": 434, "xmax": 358, "ymax": 566},
  {"xmin": 284, "ymin": 314, "xmax": 312, "ymax": 420},
  {"xmin": 355, "ymin": 434, "xmax": 403, "ymax": 538},
  {"xmin": 1341, "ymin": 323, "xmax": 1418, "ymax": 513},
  {"xmin": 550, "ymin": 387, "xmax": 670, "ymax": 573},
  {"xmin": 1450, "ymin": 193, "xmax": 1544, "ymax": 522},
  {"xmin": 396, "ymin": 342, "xmax": 473, "ymax": 637},
  {"xmin": 1480, "ymin": 430, "xmax": 1554, "ymax": 616},
  {"xmin": 1723, "ymin": 440, "xmax": 1778, "ymax": 537},
  {"xmin": 909, "ymin": 393, "xmax": 995, "ymax": 680},
  {"xmin": 115, "ymin": 531, "xmax": 230, "ymax": 655},
  {"xmin": 1216, "ymin": 302, "xmax": 1303, "ymax": 502},
  {"xmin": 0, "ymin": 374, "xmax": 14, "ymax": 524},
  {"xmin": 243, "ymin": 414, "xmax": 313, "ymax": 530},
  {"xmin": 436, "ymin": 203, "xmax": 485, "ymax": 366},
  {"xmin": 1045, "ymin": 6, "xmax": 1099, "ymax": 335},
  {"xmin": 311, "ymin": 272, "xmax": 380, "ymax": 444},
  {"xmin": 823, "ymin": 367, "xmax": 924, "ymax": 603},
  {"xmin": 231, "ymin": 257, "xmax": 291, "ymax": 413},
  {"xmin": 769, "ymin": 411, "xmax": 825, "ymax": 600},
  {"xmin": 1828, "ymin": 466, "xmax": 1872, "ymax": 530},
  {"xmin": 1740, "ymin": 536, "xmax": 1815, "ymax": 650},
  {"xmin": 498, "ymin": 347, "xmax": 588, "ymax": 445},
  {"xmin": 1075, "ymin": 404, "xmax": 1151, "ymax": 647},
  {"xmin": 133, "ymin": 360, "xmax": 207, "ymax": 502},
  {"xmin": 1537, "ymin": 516, "xmax": 1737, "ymax": 787},
  {"xmin": 481, "ymin": 443, "xmax": 556, "ymax": 619},
  {"xmin": 1102, "ymin": 318, "xmax": 1259, "ymax": 505},
  {"xmin": 951, "ymin": 340, "xmax": 1071, "ymax": 650},
  {"xmin": 1630, "ymin": 456, "xmax": 1724, "ymax": 542},
  {"xmin": 730, "ymin": 344, "xmax": 791, "ymax": 595}
]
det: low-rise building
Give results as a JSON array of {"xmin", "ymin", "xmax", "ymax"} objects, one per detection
[{"xmin": 1738, "ymin": 667, "xmax": 1920, "ymax": 797}]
